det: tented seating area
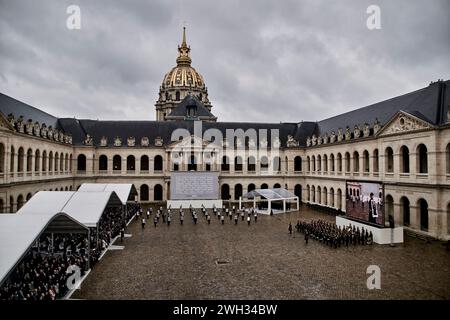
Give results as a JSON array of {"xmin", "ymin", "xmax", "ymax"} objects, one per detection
[
  {"xmin": 0, "ymin": 184, "xmax": 141, "ymax": 300},
  {"xmin": 240, "ymin": 188, "xmax": 299, "ymax": 214}
]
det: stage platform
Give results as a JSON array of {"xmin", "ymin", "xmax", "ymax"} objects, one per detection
[
  {"xmin": 336, "ymin": 216, "xmax": 404, "ymax": 244},
  {"xmin": 167, "ymin": 199, "xmax": 223, "ymax": 209}
]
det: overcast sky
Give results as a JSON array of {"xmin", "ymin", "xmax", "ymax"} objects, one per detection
[{"xmin": 0, "ymin": 0, "xmax": 449, "ymax": 123}]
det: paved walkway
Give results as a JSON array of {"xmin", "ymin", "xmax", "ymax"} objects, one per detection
[{"xmin": 72, "ymin": 207, "xmax": 450, "ymax": 300}]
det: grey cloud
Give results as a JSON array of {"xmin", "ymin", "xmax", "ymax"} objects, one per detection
[{"xmin": 0, "ymin": 0, "xmax": 449, "ymax": 122}]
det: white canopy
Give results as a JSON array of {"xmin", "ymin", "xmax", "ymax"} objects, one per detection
[
  {"xmin": 18, "ymin": 191, "xmax": 122, "ymax": 227},
  {"xmin": 62, "ymin": 191, "xmax": 122, "ymax": 227},
  {"xmin": 0, "ymin": 212, "xmax": 87, "ymax": 286},
  {"xmin": 240, "ymin": 188, "xmax": 299, "ymax": 215},
  {"xmin": 78, "ymin": 183, "xmax": 137, "ymax": 205}
]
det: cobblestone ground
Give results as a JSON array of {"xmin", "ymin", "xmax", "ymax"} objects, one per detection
[{"xmin": 72, "ymin": 207, "xmax": 450, "ymax": 300}]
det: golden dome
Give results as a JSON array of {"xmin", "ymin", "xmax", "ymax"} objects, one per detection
[{"xmin": 161, "ymin": 27, "xmax": 206, "ymax": 90}]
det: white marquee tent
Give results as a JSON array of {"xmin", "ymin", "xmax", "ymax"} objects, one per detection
[
  {"xmin": 240, "ymin": 188, "xmax": 299, "ymax": 214},
  {"xmin": 0, "ymin": 212, "xmax": 88, "ymax": 286},
  {"xmin": 18, "ymin": 191, "xmax": 122, "ymax": 227},
  {"xmin": 77, "ymin": 183, "xmax": 137, "ymax": 205}
]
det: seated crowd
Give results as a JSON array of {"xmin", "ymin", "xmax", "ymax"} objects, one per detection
[
  {"xmin": 0, "ymin": 233, "xmax": 89, "ymax": 300},
  {"xmin": 296, "ymin": 219, "xmax": 373, "ymax": 248}
]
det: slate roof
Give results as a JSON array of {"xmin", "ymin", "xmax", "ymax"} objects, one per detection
[
  {"xmin": 0, "ymin": 93, "xmax": 60, "ymax": 129},
  {"xmin": 317, "ymin": 80, "xmax": 449, "ymax": 135},
  {"xmin": 166, "ymin": 94, "xmax": 216, "ymax": 119}
]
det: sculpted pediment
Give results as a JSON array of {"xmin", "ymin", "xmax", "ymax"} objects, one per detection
[{"xmin": 376, "ymin": 111, "xmax": 433, "ymax": 137}]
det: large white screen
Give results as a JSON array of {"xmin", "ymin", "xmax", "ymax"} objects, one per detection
[{"xmin": 170, "ymin": 172, "xmax": 219, "ymax": 200}]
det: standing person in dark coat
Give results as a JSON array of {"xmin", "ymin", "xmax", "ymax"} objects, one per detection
[
  {"xmin": 120, "ymin": 228, "xmax": 125, "ymax": 243},
  {"xmin": 207, "ymin": 215, "xmax": 211, "ymax": 224},
  {"xmin": 234, "ymin": 214, "xmax": 238, "ymax": 225},
  {"xmin": 288, "ymin": 223, "xmax": 293, "ymax": 235},
  {"xmin": 167, "ymin": 215, "xmax": 171, "ymax": 226},
  {"xmin": 247, "ymin": 216, "xmax": 251, "ymax": 226},
  {"xmin": 221, "ymin": 215, "xmax": 225, "ymax": 225},
  {"xmin": 153, "ymin": 217, "xmax": 158, "ymax": 228},
  {"xmin": 305, "ymin": 231, "xmax": 309, "ymax": 244},
  {"xmin": 141, "ymin": 217, "xmax": 146, "ymax": 229},
  {"xmin": 241, "ymin": 211, "xmax": 245, "ymax": 221}
]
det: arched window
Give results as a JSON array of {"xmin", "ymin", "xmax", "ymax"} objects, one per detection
[
  {"xmin": 311, "ymin": 155, "xmax": 316, "ymax": 172},
  {"xmin": 60, "ymin": 154, "xmax": 64, "ymax": 172},
  {"xmin": 400, "ymin": 196, "xmax": 410, "ymax": 226},
  {"xmin": 127, "ymin": 155, "xmax": 135, "ymax": 171},
  {"xmin": 17, "ymin": 195, "xmax": 24, "ymax": 210},
  {"xmin": 417, "ymin": 144, "xmax": 428, "ymax": 174},
  {"xmin": 154, "ymin": 184, "xmax": 163, "ymax": 201},
  {"xmin": 48, "ymin": 151, "xmax": 53, "ymax": 172},
  {"xmin": 363, "ymin": 150, "xmax": 369, "ymax": 173},
  {"xmin": 294, "ymin": 156, "xmax": 302, "ymax": 172},
  {"xmin": 9, "ymin": 196, "xmax": 14, "ymax": 212},
  {"xmin": 221, "ymin": 156, "xmax": 230, "ymax": 171},
  {"xmin": 323, "ymin": 154, "xmax": 328, "ymax": 172},
  {"xmin": 77, "ymin": 154, "xmax": 86, "ymax": 171},
  {"xmin": 26, "ymin": 148, "xmax": 33, "ymax": 172},
  {"xmin": 337, "ymin": 189, "xmax": 342, "ymax": 210},
  {"xmin": 154, "ymin": 155, "xmax": 163, "ymax": 171},
  {"xmin": 175, "ymin": 91, "xmax": 180, "ymax": 101},
  {"xmin": 34, "ymin": 150, "xmax": 40, "ymax": 172},
  {"xmin": 234, "ymin": 184, "xmax": 243, "ymax": 200},
  {"xmin": 306, "ymin": 156, "xmax": 310, "ymax": 172},
  {"xmin": 330, "ymin": 154, "xmax": 335, "ymax": 172},
  {"xmin": 323, "ymin": 187, "xmax": 327, "ymax": 205},
  {"xmin": 141, "ymin": 155, "xmax": 149, "ymax": 171},
  {"xmin": 42, "ymin": 151, "xmax": 47, "ymax": 172},
  {"xmin": 273, "ymin": 156, "xmax": 281, "ymax": 172},
  {"xmin": 345, "ymin": 152, "xmax": 350, "ymax": 172},
  {"xmin": 385, "ymin": 147, "xmax": 394, "ymax": 173},
  {"xmin": 247, "ymin": 156, "xmax": 256, "ymax": 172},
  {"xmin": 330, "ymin": 188, "xmax": 335, "ymax": 207},
  {"xmin": 317, "ymin": 155, "xmax": 321, "ymax": 172},
  {"xmin": 248, "ymin": 183, "xmax": 256, "ymax": 192},
  {"xmin": 385, "ymin": 195, "xmax": 394, "ymax": 222},
  {"xmin": 54, "ymin": 152, "xmax": 59, "ymax": 172},
  {"xmin": 0, "ymin": 198, "xmax": 3, "ymax": 213},
  {"xmin": 69, "ymin": 154, "xmax": 73, "ymax": 172},
  {"xmin": 311, "ymin": 186, "xmax": 316, "ymax": 202},
  {"xmin": 446, "ymin": 143, "xmax": 450, "ymax": 174},
  {"xmin": 261, "ymin": 183, "xmax": 268, "ymax": 189},
  {"xmin": 418, "ymin": 199, "xmax": 428, "ymax": 231},
  {"xmin": 140, "ymin": 184, "xmax": 149, "ymax": 201},
  {"xmin": 335, "ymin": 153, "xmax": 341, "ymax": 172},
  {"xmin": 113, "ymin": 155, "xmax": 121, "ymax": 171},
  {"xmin": 221, "ymin": 184, "xmax": 230, "ymax": 200},
  {"xmin": 306, "ymin": 185, "xmax": 310, "ymax": 201},
  {"xmin": 0, "ymin": 143, "xmax": 4, "ymax": 173},
  {"xmin": 260, "ymin": 156, "xmax": 269, "ymax": 172},
  {"xmin": 17, "ymin": 147, "xmax": 24, "ymax": 172},
  {"xmin": 10, "ymin": 146, "xmax": 15, "ymax": 173},
  {"xmin": 400, "ymin": 146, "xmax": 410, "ymax": 173},
  {"xmin": 274, "ymin": 183, "xmax": 281, "ymax": 188},
  {"xmin": 353, "ymin": 151, "xmax": 359, "ymax": 173},
  {"xmin": 99, "ymin": 155, "xmax": 108, "ymax": 171},
  {"xmin": 26, "ymin": 193, "xmax": 32, "ymax": 201},
  {"xmin": 235, "ymin": 156, "xmax": 242, "ymax": 171},
  {"xmin": 294, "ymin": 184, "xmax": 302, "ymax": 200},
  {"xmin": 373, "ymin": 149, "xmax": 379, "ymax": 172}
]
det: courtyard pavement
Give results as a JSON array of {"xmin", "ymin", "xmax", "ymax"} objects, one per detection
[{"xmin": 72, "ymin": 206, "xmax": 450, "ymax": 300}]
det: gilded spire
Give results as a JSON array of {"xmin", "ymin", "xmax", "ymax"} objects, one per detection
[{"xmin": 177, "ymin": 26, "xmax": 191, "ymax": 66}]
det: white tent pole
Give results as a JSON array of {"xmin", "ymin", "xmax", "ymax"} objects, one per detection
[
  {"xmin": 268, "ymin": 200, "xmax": 271, "ymax": 215},
  {"xmin": 239, "ymin": 196, "xmax": 242, "ymax": 210},
  {"xmin": 283, "ymin": 199, "xmax": 286, "ymax": 213},
  {"xmin": 296, "ymin": 196, "xmax": 299, "ymax": 211}
]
